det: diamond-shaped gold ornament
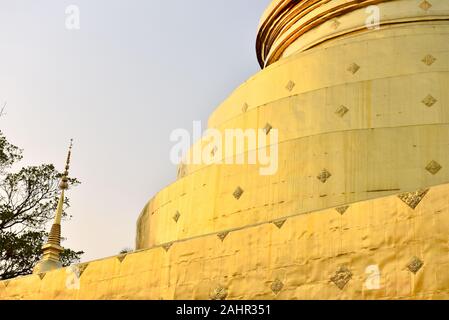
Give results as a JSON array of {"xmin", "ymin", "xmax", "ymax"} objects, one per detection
[
  {"xmin": 335, "ymin": 206, "xmax": 349, "ymax": 215},
  {"xmin": 210, "ymin": 286, "xmax": 228, "ymax": 300},
  {"xmin": 330, "ymin": 266, "xmax": 352, "ymax": 290},
  {"xmin": 233, "ymin": 187, "xmax": 244, "ymax": 200},
  {"xmin": 422, "ymin": 95, "xmax": 437, "ymax": 107},
  {"xmin": 317, "ymin": 169, "xmax": 332, "ymax": 183},
  {"xmin": 425, "ymin": 160, "xmax": 442, "ymax": 175},
  {"xmin": 286, "ymin": 80, "xmax": 295, "ymax": 92},
  {"xmin": 398, "ymin": 189, "xmax": 429, "ymax": 209},
  {"xmin": 273, "ymin": 219, "xmax": 286, "ymax": 229},
  {"xmin": 407, "ymin": 257, "xmax": 424, "ymax": 274},
  {"xmin": 419, "ymin": 0, "xmax": 432, "ymax": 11},
  {"xmin": 271, "ymin": 279, "xmax": 284, "ymax": 295},
  {"xmin": 422, "ymin": 54, "xmax": 436, "ymax": 66},
  {"xmin": 347, "ymin": 63, "xmax": 360, "ymax": 74},
  {"xmin": 263, "ymin": 123, "xmax": 273, "ymax": 135},
  {"xmin": 217, "ymin": 231, "xmax": 229, "ymax": 242},
  {"xmin": 117, "ymin": 254, "xmax": 127, "ymax": 263},
  {"xmin": 335, "ymin": 105, "xmax": 349, "ymax": 118}
]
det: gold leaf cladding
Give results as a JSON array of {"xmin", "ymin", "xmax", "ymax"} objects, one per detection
[
  {"xmin": 210, "ymin": 286, "xmax": 227, "ymax": 300},
  {"xmin": 425, "ymin": 160, "xmax": 442, "ymax": 175},
  {"xmin": 398, "ymin": 189, "xmax": 429, "ymax": 209},
  {"xmin": 242, "ymin": 103, "xmax": 248, "ymax": 113},
  {"xmin": 271, "ymin": 279, "xmax": 284, "ymax": 295},
  {"xmin": 407, "ymin": 257, "xmax": 424, "ymax": 274},
  {"xmin": 38, "ymin": 273, "xmax": 46, "ymax": 280}
]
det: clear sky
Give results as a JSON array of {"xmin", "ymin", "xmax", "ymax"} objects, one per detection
[{"xmin": 0, "ymin": 0, "xmax": 272, "ymax": 261}]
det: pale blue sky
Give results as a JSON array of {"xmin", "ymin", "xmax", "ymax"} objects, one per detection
[{"xmin": 0, "ymin": 0, "xmax": 271, "ymax": 261}]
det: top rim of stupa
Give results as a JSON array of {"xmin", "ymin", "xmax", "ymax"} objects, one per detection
[{"xmin": 256, "ymin": 0, "xmax": 392, "ymax": 68}]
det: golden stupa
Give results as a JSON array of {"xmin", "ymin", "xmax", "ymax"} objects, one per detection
[{"xmin": 2, "ymin": 0, "xmax": 449, "ymax": 299}]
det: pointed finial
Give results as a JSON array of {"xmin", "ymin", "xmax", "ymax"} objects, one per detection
[{"xmin": 59, "ymin": 139, "xmax": 73, "ymax": 190}]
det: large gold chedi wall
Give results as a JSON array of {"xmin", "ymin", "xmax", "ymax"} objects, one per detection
[{"xmin": 2, "ymin": 0, "xmax": 449, "ymax": 300}]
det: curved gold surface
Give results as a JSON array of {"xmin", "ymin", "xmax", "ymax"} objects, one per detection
[
  {"xmin": 256, "ymin": 0, "xmax": 449, "ymax": 67},
  {"xmin": 135, "ymin": 20, "xmax": 449, "ymax": 249},
  {"xmin": 2, "ymin": 0, "xmax": 449, "ymax": 300}
]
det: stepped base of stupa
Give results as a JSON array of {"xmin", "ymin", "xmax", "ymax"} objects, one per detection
[{"xmin": 2, "ymin": 183, "xmax": 449, "ymax": 299}]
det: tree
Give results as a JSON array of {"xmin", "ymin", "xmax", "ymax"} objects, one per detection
[{"xmin": 0, "ymin": 130, "xmax": 84, "ymax": 280}]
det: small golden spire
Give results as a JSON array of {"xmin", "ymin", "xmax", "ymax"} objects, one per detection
[
  {"xmin": 34, "ymin": 140, "xmax": 74, "ymax": 274},
  {"xmin": 59, "ymin": 139, "xmax": 73, "ymax": 191}
]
